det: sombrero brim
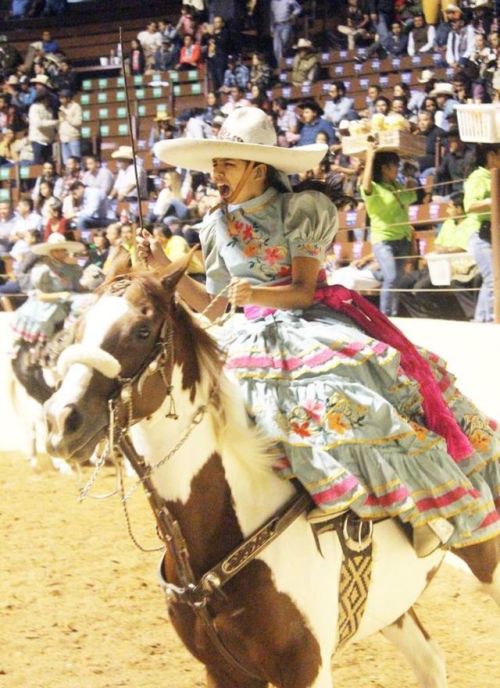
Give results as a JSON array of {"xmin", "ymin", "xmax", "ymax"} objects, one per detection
[
  {"xmin": 153, "ymin": 139, "xmax": 328, "ymax": 175},
  {"xmin": 32, "ymin": 240, "xmax": 85, "ymax": 256}
]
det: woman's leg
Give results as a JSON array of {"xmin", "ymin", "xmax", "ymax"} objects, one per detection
[
  {"xmin": 372, "ymin": 241, "xmax": 398, "ymax": 315},
  {"xmin": 468, "ymin": 233, "xmax": 493, "ymax": 322}
]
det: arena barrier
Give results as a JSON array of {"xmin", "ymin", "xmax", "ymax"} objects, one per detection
[{"xmin": 1, "ymin": 313, "xmax": 499, "ymax": 454}]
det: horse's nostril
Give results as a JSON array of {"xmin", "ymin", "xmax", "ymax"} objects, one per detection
[{"xmin": 65, "ymin": 406, "xmax": 82, "ymax": 434}]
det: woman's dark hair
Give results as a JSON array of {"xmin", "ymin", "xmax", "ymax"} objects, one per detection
[
  {"xmin": 183, "ymin": 227, "xmax": 199, "ymax": 246},
  {"xmin": 475, "ymin": 143, "xmax": 500, "ymax": 168},
  {"xmin": 265, "ymin": 165, "xmax": 292, "ymax": 193},
  {"xmin": 375, "ymin": 96, "xmax": 391, "ymax": 108},
  {"xmin": 373, "ymin": 152, "xmax": 400, "ymax": 183},
  {"xmin": 38, "ymin": 179, "xmax": 54, "ymax": 199},
  {"xmin": 92, "ymin": 228, "xmax": 110, "ymax": 249},
  {"xmin": 422, "ymin": 96, "xmax": 438, "ymax": 111},
  {"xmin": 449, "ymin": 191, "xmax": 464, "ymax": 208},
  {"xmin": 155, "ymin": 223, "xmax": 173, "ymax": 239}
]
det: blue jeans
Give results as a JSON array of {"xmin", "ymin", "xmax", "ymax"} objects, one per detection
[
  {"xmin": 273, "ymin": 21, "xmax": 293, "ymax": 63},
  {"xmin": 468, "ymin": 232, "xmax": 493, "ymax": 322},
  {"xmin": 61, "ymin": 140, "xmax": 81, "ymax": 165},
  {"xmin": 32, "ymin": 141, "xmax": 53, "ymax": 164},
  {"xmin": 372, "ymin": 238, "xmax": 411, "ymax": 316}
]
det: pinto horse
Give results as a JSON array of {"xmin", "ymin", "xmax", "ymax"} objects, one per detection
[{"xmin": 44, "ymin": 268, "xmax": 499, "ymax": 688}]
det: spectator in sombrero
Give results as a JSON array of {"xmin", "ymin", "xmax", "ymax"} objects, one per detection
[
  {"xmin": 429, "ymin": 81, "xmax": 458, "ymax": 132},
  {"xmin": 148, "ymin": 111, "xmax": 175, "ymax": 149},
  {"xmin": 291, "ymin": 38, "xmax": 319, "ymax": 86},
  {"xmin": 11, "ymin": 233, "xmax": 84, "ymax": 345}
]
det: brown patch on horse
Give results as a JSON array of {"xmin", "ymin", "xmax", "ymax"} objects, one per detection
[
  {"xmin": 101, "ymin": 244, "xmax": 132, "ymax": 282},
  {"xmin": 452, "ymin": 535, "xmax": 500, "ymax": 584},
  {"xmin": 162, "ymin": 452, "xmax": 322, "ymax": 688},
  {"xmin": 408, "ymin": 607, "xmax": 430, "ymax": 641},
  {"xmin": 116, "ymin": 271, "xmax": 223, "ymax": 401}
]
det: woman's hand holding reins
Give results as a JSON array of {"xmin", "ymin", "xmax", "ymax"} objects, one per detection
[
  {"xmin": 229, "ymin": 278, "xmax": 254, "ymax": 307},
  {"xmin": 136, "ymin": 228, "xmax": 171, "ymax": 271}
]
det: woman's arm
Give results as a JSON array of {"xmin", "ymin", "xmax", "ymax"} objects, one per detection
[
  {"xmin": 229, "ymin": 257, "xmax": 320, "ymax": 310},
  {"xmin": 136, "ymin": 229, "xmax": 227, "ymax": 321},
  {"xmin": 467, "ymin": 199, "xmax": 491, "ymax": 213},
  {"xmin": 361, "ymin": 141, "xmax": 377, "ymax": 195}
]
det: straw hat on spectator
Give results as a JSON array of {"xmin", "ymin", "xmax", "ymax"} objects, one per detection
[
  {"xmin": 6, "ymin": 75, "xmax": 19, "ymax": 86},
  {"xmin": 111, "ymin": 146, "xmax": 134, "ymax": 160},
  {"xmin": 31, "ymin": 233, "xmax": 84, "ymax": 256},
  {"xmin": 443, "ymin": 4, "xmax": 462, "ymax": 13},
  {"xmin": 470, "ymin": 0, "xmax": 492, "ymax": 8},
  {"xmin": 154, "ymin": 112, "xmax": 172, "ymax": 122},
  {"xmin": 293, "ymin": 38, "xmax": 313, "ymax": 50},
  {"xmin": 154, "ymin": 106, "xmax": 326, "ymax": 174},
  {"xmin": 30, "ymin": 74, "xmax": 54, "ymax": 89},
  {"xmin": 418, "ymin": 69, "xmax": 435, "ymax": 84},
  {"xmin": 430, "ymin": 82, "xmax": 455, "ymax": 97}
]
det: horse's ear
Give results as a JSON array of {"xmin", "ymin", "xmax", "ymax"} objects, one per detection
[
  {"xmin": 160, "ymin": 245, "xmax": 199, "ymax": 294},
  {"xmin": 104, "ymin": 245, "xmax": 132, "ymax": 281}
]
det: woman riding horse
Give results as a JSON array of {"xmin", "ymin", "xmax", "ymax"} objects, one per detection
[{"xmin": 138, "ymin": 107, "xmax": 500, "ymax": 560}]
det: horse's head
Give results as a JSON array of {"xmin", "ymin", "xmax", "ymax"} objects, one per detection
[{"xmin": 44, "ymin": 264, "xmax": 195, "ymax": 462}]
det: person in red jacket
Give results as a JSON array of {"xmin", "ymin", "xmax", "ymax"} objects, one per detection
[{"xmin": 176, "ymin": 34, "xmax": 202, "ymax": 70}]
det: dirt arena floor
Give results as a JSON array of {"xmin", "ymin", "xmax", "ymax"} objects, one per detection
[{"xmin": 1, "ymin": 450, "xmax": 499, "ymax": 688}]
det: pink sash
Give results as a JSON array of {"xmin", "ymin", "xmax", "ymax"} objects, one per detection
[{"xmin": 244, "ymin": 284, "xmax": 473, "ymax": 463}]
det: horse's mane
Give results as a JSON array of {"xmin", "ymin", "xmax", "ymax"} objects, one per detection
[{"xmin": 102, "ymin": 270, "xmax": 273, "ymax": 473}]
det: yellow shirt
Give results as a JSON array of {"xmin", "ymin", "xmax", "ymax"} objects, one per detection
[{"xmin": 163, "ymin": 235, "xmax": 205, "ymax": 275}]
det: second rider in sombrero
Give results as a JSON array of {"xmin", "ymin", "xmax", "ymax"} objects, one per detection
[{"xmin": 139, "ymin": 107, "xmax": 500, "ymax": 558}]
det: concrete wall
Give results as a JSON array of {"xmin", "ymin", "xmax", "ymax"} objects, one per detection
[{"xmin": 1, "ymin": 313, "xmax": 499, "ymax": 454}]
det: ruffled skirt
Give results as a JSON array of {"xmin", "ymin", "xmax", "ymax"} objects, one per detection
[{"xmin": 219, "ymin": 305, "xmax": 500, "ymax": 548}]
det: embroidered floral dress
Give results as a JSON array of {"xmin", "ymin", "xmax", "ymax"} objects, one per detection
[
  {"xmin": 200, "ymin": 187, "xmax": 500, "ymax": 548},
  {"xmin": 12, "ymin": 259, "xmax": 82, "ymax": 344}
]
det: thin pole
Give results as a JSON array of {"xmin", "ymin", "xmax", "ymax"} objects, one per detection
[
  {"xmin": 491, "ymin": 166, "xmax": 500, "ymax": 323},
  {"xmin": 118, "ymin": 26, "xmax": 144, "ymax": 230}
]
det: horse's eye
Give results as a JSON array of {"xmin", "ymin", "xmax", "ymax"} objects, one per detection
[{"xmin": 136, "ymin": 327, "xmax": 151, "ymax": 340}]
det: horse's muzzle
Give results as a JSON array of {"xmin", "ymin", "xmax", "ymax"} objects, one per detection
[{"xmin": 45, "ymin": 399, "xmax": 105, "ymax": 461}]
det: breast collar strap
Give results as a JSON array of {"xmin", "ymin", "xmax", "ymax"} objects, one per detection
[{"xmin": 117, "ymin": 433, "xmax": 309, "ymax": 683}]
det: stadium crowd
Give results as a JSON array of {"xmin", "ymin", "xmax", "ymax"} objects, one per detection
[{"xmin": 0, "ymin": 0, "xmax": 498, "ymax": 341}]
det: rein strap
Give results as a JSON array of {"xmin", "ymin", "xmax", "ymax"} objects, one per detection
[{"xmin": 118, "ymin": 434, "xmax": 309, "ymax": 682}]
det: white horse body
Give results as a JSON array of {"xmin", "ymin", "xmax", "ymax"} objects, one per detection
[
  {"xmin": 127, "ymin": 362, "xmax": 445, "ymax": 686},
  {"xmin": 47, "ymin": 292, "xmax": 452, "ymax": 688}
]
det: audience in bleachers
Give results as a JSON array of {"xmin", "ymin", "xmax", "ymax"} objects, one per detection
[{"xmin": 0, "ymin": 0, "xmax": 498, "ymax": 322}]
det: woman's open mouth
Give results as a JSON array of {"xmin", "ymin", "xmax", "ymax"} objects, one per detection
[{"xmin": 218, "ymin": 184, "xmax": 231, "ymax": 200}]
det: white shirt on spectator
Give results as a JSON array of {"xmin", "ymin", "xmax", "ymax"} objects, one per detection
[
  {"xmin": 407, "ymin": 26, "xmax": 436, "ymax": 56},
  {"xmin": 112, "ymin": 162, "xmax": 147, "ymax": 199},
  {"xmin": 63, "ymin": 186, "xmax": 111, "ymax": 221},
  {"xmin": 137, "ymin": 30, "xmax": 163, "ymax": 53},
  {"xmin": 12, "ymin": 211, "xmax": 43, "ymax": 235},
  {"xmin": 446, "ymin": 25, "xmax": 475, "ymax": 65},
  {"xmin": 58, "ymin": 100, "xmax": 82, "ymax": 143},
  {"xmin": 82, "ymin": 166, "xmax": 115, "ymax": 196},
  {"xmin": 28, "ymin": 102, "xmax": 58, "ymax": 145}
]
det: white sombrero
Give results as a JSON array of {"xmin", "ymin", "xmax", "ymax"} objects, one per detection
[
  {"xmin": 153, "ymin": 107, "xmax": 327, "ymax": 175},
  {"xmin": 32, "ymin": 233, "xmax": 85, "ymax": 256}
]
